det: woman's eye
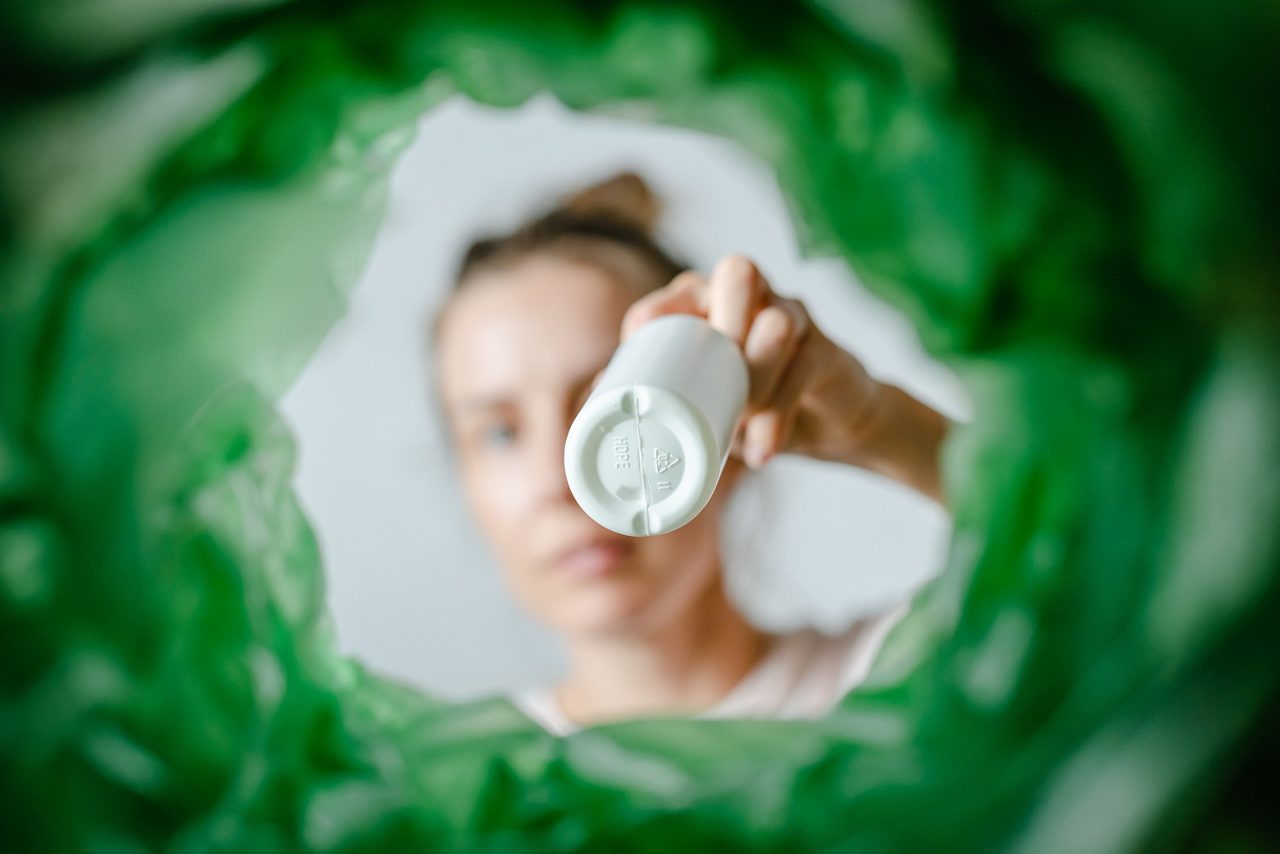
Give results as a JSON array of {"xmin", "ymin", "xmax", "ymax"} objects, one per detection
[{"xmin": 478, "ymin": 422, "xmax": 517, "ymax": 448}]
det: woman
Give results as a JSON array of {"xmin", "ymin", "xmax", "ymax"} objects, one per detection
[{"xmin": 431, "ymin": 172, "xmax": 949, "ymax": 734}]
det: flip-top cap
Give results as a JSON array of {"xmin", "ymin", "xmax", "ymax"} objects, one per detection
[{"xmin": 564, "ymin": 383, "xmax": 717, "ymax": 536}]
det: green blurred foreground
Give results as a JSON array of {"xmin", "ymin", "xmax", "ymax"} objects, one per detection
[{"xmin": 2, "ymin": 1, "xmax": 1278, "ymax": 850}]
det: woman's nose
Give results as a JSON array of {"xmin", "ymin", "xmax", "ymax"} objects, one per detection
[{"xmin": 531, "ymin": 421, "xmax": 576, "ymax": 506}]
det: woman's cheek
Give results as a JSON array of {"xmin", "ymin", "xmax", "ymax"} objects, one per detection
[
  {"xmin": 464, "ymin": 463, "xmax": 541, "ymax": 606},
  {"xmin": 654, "ymin": 518, "xmax": 721, "ymax": 588},
  {"xmin": 458, "ymin": 455, "xmax": 518, "ymax": 546}
]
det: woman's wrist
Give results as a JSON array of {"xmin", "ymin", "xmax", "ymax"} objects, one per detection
[{"xmin": 834, "ymin": 379, "xmax": 948, "ymax": 504}]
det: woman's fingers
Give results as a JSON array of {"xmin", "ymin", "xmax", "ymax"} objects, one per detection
[
  {"xmin": 742, "ymin": 297, "xmax": 809, "ymax": 411},
  {"xmin": 741, "ymin": 411, "xmax": 784, "ymax": 468},
  {"xmin": 707, "ymin": 254, "xmax": 766, "ymax": 345},
  {"xmin": 623, "ymin": 255, "xmax": 814, "ymax": 468},
  {"xmin": 742, "ymin": 331, "xmax": 818, "ymax": 467},
  {"xmin": 620, "ymin": 270, "xmax": 707, "ymax": 341},
  {"xmin": 737, "ymin": 288, "xmax": 809, "ymax": 470},
  {"xmin": 625, "ymin": 255, "xmax": 776, "ymax": 348}
]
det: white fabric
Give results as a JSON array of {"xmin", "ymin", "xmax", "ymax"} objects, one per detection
[{"xmin": 512, "ymin": 601, "xmax": 909, "ymax": 736}]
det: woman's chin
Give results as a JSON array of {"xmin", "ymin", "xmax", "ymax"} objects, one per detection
[{"xmin": 555, "ymin": 587, "xmax": 662, "ymax": 637}]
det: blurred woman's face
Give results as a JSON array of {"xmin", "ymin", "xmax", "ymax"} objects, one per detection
[{"xmin": 436, "ymin": 253, "xmax": 740, "ymax": 639}]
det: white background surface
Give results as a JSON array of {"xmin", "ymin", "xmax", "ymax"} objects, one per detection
[{"xmin": 279, "ymin": 93, "xmax": 969, "ymax": 701}]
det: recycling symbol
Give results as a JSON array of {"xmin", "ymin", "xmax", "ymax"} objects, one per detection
[{"xmin": 654, "ymin": 447, "xmax": 681, "ymax": 475}]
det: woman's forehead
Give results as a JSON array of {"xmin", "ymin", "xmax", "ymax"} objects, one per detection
[{"xmin": 438, "ymin": 257, "xmax": 631, "ymax": 400}]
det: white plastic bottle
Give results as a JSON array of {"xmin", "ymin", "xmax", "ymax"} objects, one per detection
[{"xmin": 564, "ymin": 314, "xmax": 748, "ymax": 536}]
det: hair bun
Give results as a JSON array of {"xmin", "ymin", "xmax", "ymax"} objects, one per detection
[{"xmin": 559, "ymin": 171, "xmax": 662, "ymax": 233}]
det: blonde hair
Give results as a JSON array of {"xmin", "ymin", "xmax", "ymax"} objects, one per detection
[{"xmin": 449, "ymin": 170, "xmax": 687, "ymax": 297}]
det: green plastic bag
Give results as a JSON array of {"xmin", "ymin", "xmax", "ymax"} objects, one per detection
[{"xmin": 3, "ymin": 1, "xmax": 1278, "ymax": 850}]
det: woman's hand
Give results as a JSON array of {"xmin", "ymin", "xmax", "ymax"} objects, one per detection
[{"xmin": 620, "ymin": 254, "xmax": 949, "ymax": 503}]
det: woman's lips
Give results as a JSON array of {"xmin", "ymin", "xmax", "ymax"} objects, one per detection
[{"xmin": 554, "ymin": 539, "xmax": 634, "ymax": 579}]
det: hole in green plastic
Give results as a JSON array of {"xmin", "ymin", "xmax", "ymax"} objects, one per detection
[{"xmin": 2, "ymin": 1, "xmax": 1278, "ymax": 850}]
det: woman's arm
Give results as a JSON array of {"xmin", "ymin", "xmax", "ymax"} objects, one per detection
[
  {"xmin": 835, "ymin": 380, "xmax": 949, "ymax": 504},
  {"xmin": 621, "ymin": 253, "xmax": 950, "ymax": 506}
]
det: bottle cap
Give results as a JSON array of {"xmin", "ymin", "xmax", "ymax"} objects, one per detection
[{"xmin": 564, "ymin": 383, "xmax": 718, "ymax": 536}]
